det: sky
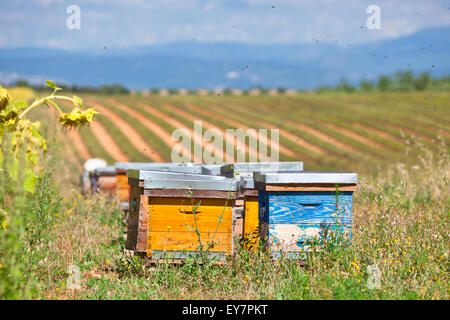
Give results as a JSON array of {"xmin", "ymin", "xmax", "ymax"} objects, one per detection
[{"xmin": 1, "ymin": 0, "xmax": 450, "ymax": 50}]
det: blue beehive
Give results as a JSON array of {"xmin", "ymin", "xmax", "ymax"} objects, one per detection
[{"xmin": 254, "ymin": 171, "xmax": 358, "ymax": 259}]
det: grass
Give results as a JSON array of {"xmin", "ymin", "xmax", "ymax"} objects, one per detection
[
  {"xmin": 32, "ymin": 137, "xmax": 449, "ymax": 300},
  {"xmin": 8, "ymin": 91, "xmax": 447, "ymax": 300}
]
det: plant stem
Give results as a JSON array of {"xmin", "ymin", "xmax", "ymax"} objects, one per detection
[{"xmin": 19, "ymin": 95, "xmax": 73, "ymax": 120}]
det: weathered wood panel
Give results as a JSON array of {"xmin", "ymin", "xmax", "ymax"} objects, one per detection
[
  {"xmin": 258, "ymin": 189, "xmax": 354, "ymax": 257},
  {"xmin": 125, "ymin": 186, "xmax": 147, "ymax": 251},
  {"xmin": 143, "ymin": 189, "xmax": 235, "ymax": 199},
  {"xmin": 148, "ymin": 197, "xmax": 232, "ymax": 233},
  {"xmin": 243, "ymin": 196, "xmax": 259, "ymax": 251},
  {"xmin": 244, "ymin": 189, "xmax": 258, "ymax": 196},
  {"xmin": 265, "ymin": 184, "xmax": 357, "ymax": 192},
  {"xmin": 148, "ymin": 232, "xmax": 231, "ymax": 255},
  {"xmin": 260, "ymin": 191, "xmax": 353, "ymax": 225},
  {"xmin": 97, "ymin": 176, "xmax": 117, "ymax": 197},
  {"xmin": 136, "ymin": 192, "xmax": 149, "ymax": 252},
  {"xmin": 261, "ymin": 222, "xmax": 351, "ymax": 252},
  {"xmin": 147, "ymin": 197, "xmax": 233, "ymax": 257},
  {"xmin": 116, "ymin": 173, "xmax": 129, "ymax": 204},
  {"xmin": 233, "ymin": 209, "xmax": 243, "ymax": 239}
]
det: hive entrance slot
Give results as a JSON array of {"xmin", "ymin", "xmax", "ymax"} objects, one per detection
[
  {"xmin": 299, "ymin": 203, "xmax": 322, "ymax": 209},
  {"xmin": 178, "ymin": 209, "xmax": 202, "ymax": 214}
]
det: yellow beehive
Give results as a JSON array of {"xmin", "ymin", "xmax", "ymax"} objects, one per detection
[
  {"xmin": 144, "ymin": 175, "xmax": 236, "ymax": 261},
  {"xmin": 126, "ymin": 169, "xmax": 235, "ymax": 260},
  {"xmin": 241, "ymin": 177, "xmax": 260, "ymax": 251}
]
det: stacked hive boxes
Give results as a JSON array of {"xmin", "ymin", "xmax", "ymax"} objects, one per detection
[
  {"xmin": 140, "ymin": 173, "xmax": 235, "ymax": 261},
  {"xmin": 220, "ymin": 162, "xmax": 304, "ymax": 247},
  {"xmin": 125, "ymin": 169, "xmax": 230, "ymax": 255},
  {"xmin": 253, "ymin": 171, "xmax": 358, "ymax": 258},
  {"xmin": 86, "ymin": 161, "xmax": 357, "ymax": 262},
  {"xmin": 91, "ymin": 166, "xmax": 117, "ymax": 198},
  {"xmin": 114, "ymin": 162, "xmax": 217, "ymax": 212}
]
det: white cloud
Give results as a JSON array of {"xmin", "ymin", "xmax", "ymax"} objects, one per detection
[
  {"xmin": 0, "ymin": 72, "xmax": 65, "ymax": 85},
  {"xmin": 226, "ymin": 71, "xmax": 239, "ymax": 79},
  {"xmin": 1, "ymin": 0, "xmax": 449, "ymax": 49}
]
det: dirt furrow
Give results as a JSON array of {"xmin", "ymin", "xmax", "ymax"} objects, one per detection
[
  {"xmin": 60, "ymin": 100, "xmax": 130, "ymax": 162},
  {"xmin": 325, "ymin": 123, "xmax": 389, "ymax": 150},
  {"xmin": 370, "ymin": 118, "xmax": 436, "ymax": 143},
  {"xmin": 351, "ymin": 122, "xmax": 405, "ymax": 144},
  {"xmin": 64, "ymin": 129, "xmax": 92, "ymax": 161},
  {"xmin": 48, "ymin": 107, "xmax": 85, "ymax": 169},
  {"xmin": 212, "ymin": 100, "xmax": 328, "ymax": 156},
  {"xmin": 106, "ymin": 99, "xmax": 198, "ymax": 163},
  {"xmin": 90, "ymin": 121, "xmax": 130, "ymax": 162},
  {"xmin": 186, "ymin": 103, "xmax": 324, "ymax": 159},
  {"xmin": 131, "ymin": 100, "xmax": 220, "ymax": 163},
  {"xmin": 255, "ymin": 119, "xmax": 327, "ymax": 156},
  {"xmin": 287, "ymin": 120, "xmax": 360, "ymax": 153},
  {"xmin": 162, "ymin": 103, "xmax": 258, "ymax": 162},
  {"xmin": 229, "ymin": 99, "xmax": 361, "ymax": 154},
  {"xmin": 86, "ymin": 99, "xmax": 165, "ymax": 162},
  {"xmin": 185, "ymin": 103, "xmax": 286, "ymax": 161}
]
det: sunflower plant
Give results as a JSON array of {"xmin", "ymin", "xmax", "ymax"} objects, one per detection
[{"xmin": 0, "ymin": 80, "xmax": 98, "ymax": 193}]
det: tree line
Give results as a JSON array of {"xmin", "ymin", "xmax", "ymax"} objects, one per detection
[
  {"xmin": 6, "ymin": 70, "xmax": 450, "ymax": 95},
  {"xmin": 316, "ymin": 71, "xmax": 450, "ymax": 93},
  {"xmin": 11, "ymin": 80, "xmax": 130, "ymax": 95}
]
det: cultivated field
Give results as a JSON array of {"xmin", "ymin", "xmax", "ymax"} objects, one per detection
[
  {"xmin": 43, "ymin": 92, "xmax": 450, "ymax": 174},
  {"xmin": 4, "ymin": 91, "xmax": 448, "ymax": 300}
]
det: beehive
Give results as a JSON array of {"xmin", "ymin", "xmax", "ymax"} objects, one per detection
[
  {"xmin": 240, "ymin": 176, "xmax": 259, "ymax": 251},
  {"xmin": 254, "ymin": 171, "xmax": 358, "ymax": 259},
  {"xmin": 125, "ymin": 170, "xmax": 230, "ymax": 255},
  {"xmin": 91, "ymin": 166, "xmax": 117, "ymax": 198},
  {"xmin": 130, "ymin": 171, "xmax": 236, "ymax": 261},
  {"xmin": 220, "ymin": 162, "xmax": 304, "ymax": 179},
  {"xmin": 220, "ymin": 162, "xmax": 304, "ymax": 241},
  {"xmin": 114, "ymin": 162, "xmax": 206, "ymax": 212}
]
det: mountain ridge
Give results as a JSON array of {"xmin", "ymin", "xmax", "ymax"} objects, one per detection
[{"xmin": 0, "ymin": 27, "xmax": 449, "ymax": 89}]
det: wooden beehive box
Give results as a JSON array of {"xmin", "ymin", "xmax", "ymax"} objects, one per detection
[
  {"xmin": 240, "ymin": 176, "xmax": 259, "ymax": 251},
  {"xmin": 254, "ymin": 171, "xmax": 358, "ymax": 259},
  {"xmin": 80, "ymin": 171, "xmax": 91, "ymax": 195},
  {"xmin": 125, "ymin": 170, "xmax": 230, "ymax": 256},
  {"xmin": 115, "ymin": 162, "xmax": 208, "ymax": 212},
  {"xmin": 91, "ymin": 166, "xmax": 117, "ymax": 198},
  {"xmin": 220, "ymin": 162, "xmax": 304, "ymax": 242},
  {"xmin": 130, "ymin": 171, "xmax": 237, "ymax": 261}
]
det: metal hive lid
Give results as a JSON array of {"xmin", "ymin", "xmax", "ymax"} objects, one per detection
[
  {"xmin": 253, "ymin": 171, "xmax": 358, "ymax": 185},
  {"xmin": 128, "ymin": 169, "xmax": 227, "ymax": 181},
  {"xmin": 93, "ymin": 166, "xmax": 117, "ymax": 176},
  {"xmin": 114, "ymin": 162, "xmax": 203, "ymax": 173},
  {"xmin": 220, "ymin": 161, "xmax": 304, "ymax": 175},
  {"xmin": 201, "ymin": 164, "xmax": 224, "ymax": 176},
  {"xmin": 240, "ymin": 176, "xmax": 255, "ymax": 191},
  {"xmin": 143, "ymin": 178, "xmax": 236, "ymax": 191}
]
